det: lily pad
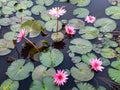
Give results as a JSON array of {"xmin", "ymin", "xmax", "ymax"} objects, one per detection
[
  {"xmin": 108, "ymin": 60, "xmax": 120, "ymax": 83},
  {"xmin": 21, "ymin": 1, "xmax": 33, "ymax": 8},
  {"xmin": 108, "ymin": 0, "xmax": 120, "ymax": 5},
  {"xmin": 0, "ymin": 39, "xmax": 14, "ymax": 56},
  {"xmin": 100, "ymin": 48, "xmax": 116, "ymax": 58},
  {"xmin": 2, "ymin": 6, "xmax": 15, "ymax": 15},
  {"xmin": 45, "ymin": 20, "xmax": 62, "ymax": 32},
  {"xmin": 21, "ymin": 20, "xmax": 45, "ymax": 37},
  {"xmin": 71, "ymin": 56, "xmax": 81, "ymax": 63},
  {"xmin": 39, "ymin": 48, "xmax": 64, "ymax": 67},
  {"xmin": 73, "ymin": 83, "xmax": 96, "ymax": 90},
  {"xmin": 81, "ymin": 53, "xmax": 97, "ymax": 65},
  {"xmin": 31, "ymin": 5, "xmax": 46, "ymax": 15},
  {"xmin": 69, "ymin": 38, "xmax": 93, "ymax": 54},
  {"xmin": 0, "ymin": 18, "xmax": 11, "ymax": 26},
  {"xmin": 68, "ymin": 19, "xmax": 85, "ymax": 29},
  {"xmin": 30, "ymin": 76, "xmax": 60, "ymax": 90},
  {"xmin": 16, "ymin": 10, "xmax": 32, "ymax": 18},
  {"xmin": 105, "ymin": 6, "xmax": 120, "ymax": 19},
  {"xmin": 70, "ymin": 0, "xmax": 91, "ymax": 7},
  {"xmin": 7, "ymin": 59, "xmax": 34, "ymax": 80},
  {"xmin": 100, "ymin": 57, "xmax": 110, "ymax": 66},
  {"xmin": 36, "ymin": 0, "xmax": 54, "ymax": 6},
  {"xmin": 79, "ymin": 26, "xmax": 99, "ymax": 39},
  {"xmin": 71, "ymin": 63, "xmax": 94, "ymax": 81},
  {"xmin": 73, "ymin": 8, "xmax": 89, "ymax": 18},
  {"xmin": 32, "ymin": 65, "xmax": 56, "ymax": 80},
  {"xmin": 94, "ymin": 18, "xmax": 117, "ymax": 32},
  {"xmin": 116, "ymin": 47, "xmax": 120, "ymax": 53},
  {"xmin": 97, "ymin": 86, "xmax": 106, "ymax": 90},
  {"xmin": 10, "ymin": 24, "xmax": 21, "ymax": 32},
  {"xmin": 4, "ymin": 31, "xmax": 17, "ymax": 41},
  {"xmin": 0, "ymin": 79, "xmax": 19, "ymax": 90}
]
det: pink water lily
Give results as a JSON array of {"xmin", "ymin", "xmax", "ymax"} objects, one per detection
[
  {"xmin": 49, "ymin": 6, "xmax": 66, "ymax": 18},
  {"xmin": 65, "ymin": 25, "xmax": 76, "ymax": 35},
  {"xmin": 90, "ymin": 58, "xmax": 104, "ymax": 71},
  {"xmin": 85, "ymin": 15, "xmax": 96, "ymax": 23},
  {"xmin": 53, "ymin": 70, "xmax": 68, "ymax": 86},
  {"xmin": 17, "ymin": 29, "xmax": 27, "ymax": 42}
]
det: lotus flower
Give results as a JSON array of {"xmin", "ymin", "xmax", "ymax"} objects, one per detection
[
  {"xmin": 85, "ymin": 15, "xmax": 96, "ymax": 23},
  {"xmin": 53, "ymin": 70, "xmax": 68, "ymax": 86},
  {"xmin": 65, "ymin": 25, "xmax": 76, "ymax": 35},
  {"xmin": 49, "ymin": 6, "xmax": 66, "ymax": 18},
  {"xmin": 90, "ymin": 58, "xmax": 104, "ymax": 71},
  {"xmin": 17, "ymin": 29, "xmax": 27, "ymax": 42}
]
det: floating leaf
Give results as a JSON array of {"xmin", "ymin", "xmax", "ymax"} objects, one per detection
[
  {"xmin": 21, "ymin": 1, "xmax": 33, "ymax": 8},
  {"xmin": 68, "ymin": 19, "xmax": 85, "ymax": 29},
  {"xmin": 108, "ymin": 60, "xmax": 120, "ymax": 83},
  {"xmin": 21, "ymin": 20, "xmax": 45, "ymax": 37},
  {"xmin": 94, "ymin": 18, "xmax": 117, "ymax": 32},
  {"xmin": 79, "ymin": 26, "xmax": 99, "ymax": 39},
  {"xmin": 45, "ymin": 20, "xmax": 62, "ymax": 32},
  {"xmin": 116, "ymin": 47, "xmax": 120, "ymax": 53},
  {"xmin": 108, "ymin": 0, "xmax": 120, "ymax": 5},
  {"xmin": 2, "ymin": 6, "xmax": 15, "ymax": 15},
  {"xmin": 31, "ymin": 5, "xmax": 46, "ymax": 15},
  {"xmin": 32, "ymin": 65, "xmax": 56, "ymax": 80},
  {"xmin": 97, "ymin": 86, "xmax": 106, "ymax": 90},
  {"xmin": 39, "ymin": 48, "xmax": 64, "ymax": 67},
  {"xmin": 16, "ymin": 10, "xmax": 32, "ymax": 18},
  {"xmin": 71, "ymin": 63, "xmax": 94, "ymax": 81},
  {"xmin": 0, "ymin": 39, "xmax": 14, "ymax": 56},
  {"xmin": 71, "ymin": 56, "xmax": 81, "ymax": 63},
  {"xmin": 0, "ymin": 79, "xmax": 19, "ymax": 90},
  {"xmin": 4, "ymin": 31, "xmax": 17, "ymax": 41},
  {"xmin": 81, "ymin": 53, "xmax": 97, "ymax": 65},
  {"xmin": 101, "ymin": 48, "xmax": 116, "ymax": 58},
  {"xmin": 73, "ymin": 8, "xmax": 89, "ymax": 18},
  {"xmin": 100, "ymin": 57, "xmax": 110, "ymax": 66},
  {"xmin": 70, "ymin": 0, "xmax": 91, "ymax": 7},
  {"xmin": 36, "ymin": 0, "xmax": 54, "ymax": 6},
  {"xmin": 7, "ymin": 1, "xmax": 17, "ymax": 7},
  {"xmin": 30, "ymin": 76, "xmax": 60, "ymax": 90},
  {"xmin": 105, "ymin": 6, "xmax": 120, "ymax": 19},
  {"xmin": 69, "ymin": 38, "xmax": 93, "ymax": 54},
  {"xmin": 75, "ymin": 83, "xmax": 96, "ymax": 90},
  {"xmin": 0, "ymin": 18, "xmax": 11, "ymax": 26},
  {"xmin": 7, "ymin": 59, "xmax": 34, "ymax": 80},
  {"xmin": 10, "ymin": 24, "xmax": 21, "ymax": 32}
]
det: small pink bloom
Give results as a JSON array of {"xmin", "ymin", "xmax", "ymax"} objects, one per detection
[
  {"xmin": 53, "ymin": 70, "xmax": 68, "ymax": 86},
  {"xmin": 17, "ymin": 29, "xmax": 27, "ymax": 42},
  {"xmin": 49, "ymin": 6, "xmax": 66, "ymax": 18},
  {"xmin": 90, "ymin": 58, "xmax": 104, "ymax": 71},
  {"xmin": 65, "ymin": 25, "xmax": 76, "ymax": 35},
  {"xmin": 85, "ymin": 15, "xmax": 96, "ymax": 23},
  {"xmin": 98, "ymin": 37, "xmax": 103, "ymax": 41}
]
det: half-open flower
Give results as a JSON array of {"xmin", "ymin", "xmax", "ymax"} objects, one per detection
[
  {"xmin": 49, "ymin": 6, "xmax": 66, "ymax": 18},
  {"xmin": 17, "ymin": 29, "xmax": 27, "ymax": 42},
  {"xmin": 90, "ymin": 58, "xmax": 104, "ymax": 71},
  {"xmin": 85, "ymin": 15, "xmax": 96, "ymax": 23},
  {"xmin": 53, "ymin": 70, "xmax": 68, "ymax": 86},
  {"xmin": 65, "ymin": 25, "xmax": 76, "ymax": 35}
]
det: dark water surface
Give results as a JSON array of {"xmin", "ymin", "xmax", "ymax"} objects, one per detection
[{"xmin": 0, "ymin": 0, "xmax": 120, "ymax": 90}]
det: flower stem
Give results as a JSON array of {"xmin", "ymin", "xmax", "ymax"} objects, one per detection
[
  {"xmin": 56, "ymin": 18, "xmax": 58, "ymax": 34},
  {"xmin": 24, "ymin": 37, "xmax": 39, "ymax": 50}
]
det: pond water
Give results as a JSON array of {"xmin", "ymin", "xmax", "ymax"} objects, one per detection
[{"xmin": 0, "ymin": 0, "xmax": 120, "ymax": 90}]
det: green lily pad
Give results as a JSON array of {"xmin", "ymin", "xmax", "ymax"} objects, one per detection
[
  {"xmin": 32, "ymin": 65, "xmax": 56, "ymax": 80},
  {"xmin": 70, "ymin": 0, "xmax": 91, "ymax": 7},
  {"xmin": 97, "ymin": 86, "xmax": 106, "ymax": 90},
  {"xmin": 2, "ymin": 6, "xmax": 15, "ymax": 15},
  {"xmin": 45, "ymin": 20, "xmax": 62, "ymax": 32},
  {"xmin": 116, "ymin": 47, "xmax": 120, "ymax": 53},
  {"xmin": 101, "ymin": 48, "xmax": 116, "ymax": 58},
  {"xmin": 81, "ymin": 53, "xmax": 97, "ymax": 65},
  {"xmin": 105, "ymin": 6, "xmax": 120, "ymax": 19},
  {"xmin": 4, "ymin": 31, "xmax": 17, "ymax": 41},
  {"xmin": 100, "ymin": 57, "xmax": 110, "ymax": 66},
  {"xmin": 7, "ymin": 1, "xmax": 17, "ymax": 7},
  {"xmin": 71, "ymin": 63, "xmax": 94, "ymax": 81},
  {"xmin": 36, "ymin": 0, "xmax": 54, "ymax": 6},
  {"xmin": 7, "ymin": 59, "xmax": 34, "ymax": 80},
  {"xmin": 30, "ymin": 76, "xmax": 60, "ymax": 90},
  {"xmin": 79, "ymin": 26, "xmax": 99, "ymax": 39},
  {"xmin": 108, "ymin": 60, "xmax": 120, "ymax": 83},
  {"xmin": 21, "ymin": 20, "xmax": 45, "ymax": 37},
  {"xmin": 94, "ymin": 18, "xmax": 117, "ymax": 32},
  {"xmin": 68, "ymin": 19, "xmax": 85, "ymax": 29},
  {"xmin": 10, "ymin": 24, "xmax": 21, "ymax": 32},
  {"xmin": 0, "ymin": 18, "xmax": 11, "ymax": 26},
  {"xmin": 0, "ymin": 79, "xmax": 19, "ymax": 90},
  {"xmin": 16, "ymin": 10, "xmax": 32, "ymax": 18},
  {"xmin": 55, "ymin": 0, "xmax": 67, "ymax": 2},
  {"xmin": 108, "ymin": 0, "xmax": 120, "ymax": 5},
  {"xmin": 73, "ymin": 83, "xmax": 96, "ymax": 90},
  {"xmin": 31, "ymin": 5, "xmax": 46, "ymax": 15},
  {"xmin": 21, "ymin": 1, "xmax": 33, "ymax": 8},
  {"xmin": 73, "ymin": 8, "xmax": 89, "ymax": 18},
  {"xmin": 69, "ymin": 38, "xmax": 93, "ymax": 54},
  {"xmin": 0, "ymin": 39, "xmax": 14, "ymax": 56},
  {"xmin": 39, "ymin": 48, "xmax": 64, "ymax": 67},
  {"xmin": 71, "ymin": 56, "xmax": 81, "ymax": 63}
]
